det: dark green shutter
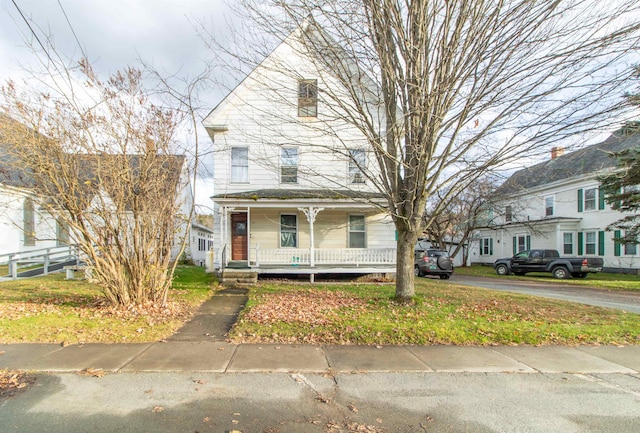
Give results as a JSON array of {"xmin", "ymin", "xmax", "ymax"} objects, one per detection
[
  {"xmin": 578, "ymin": 232, "xmax": 584, "ymax": 255},
  {"xmin": 526, "ymin": 235, "xmax": 531, "ymax": 250},
  {"xmin": 512, "ymin": 236, "xmax": 517, "ymax": 255},
  {"xmin": 598, "ymin": 231, "xmax": 605, "ymax": 256},
  {"xmin": 489, "ymin": 238, "xmax": 493, "ymax": 256},
  {"xmin": 598, "ymin": 188, "xmax": 605, "ymax": 210},
  {"xmin": 614, "ymin": 230, "xmax": 621, "ymax": 257},
  {"xmin": 577, "ymin": 189, "xmax": 584, "ymax": 212}
]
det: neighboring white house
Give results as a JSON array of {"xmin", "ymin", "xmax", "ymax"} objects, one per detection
[
  {"xmin": 0, "ymin": 137, "xmax": 62, "ymax": 259},
  {"xmin": 1, "ymin": 120, "xmax": 197, "ymax": 265},
  {"xmin": 189, "ymin": 221, "xmax": 214, "ymax": 267},
  {"xmin": 202, "ymin": 20, "xmax": 397, "ymax": 276},
  {"xmin": 473, "ymin": 129, "xmax": 640, "ymax": 273}
]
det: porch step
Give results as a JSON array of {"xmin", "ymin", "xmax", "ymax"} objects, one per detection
[{"xmin": 221, "ymin": 269, "xmax": 258, "ymax": 287}]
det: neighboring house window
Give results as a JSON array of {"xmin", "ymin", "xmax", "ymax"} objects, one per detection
[
  {"xmin": 23, "ymin": 198, "xmax": 35, "ymax": 246},
  {"xmin": 624, "ymin": 231, "xmax": 637, "ymax": 255},
  {"xmin": 349, "ymin": 149, "xmax": 366, "ymax": 184},
  {"xmin": 348, "ymin": 215, "xmax": 366, "ymax": 248},
  {"xmin": 585, "ymin": 232, "xmax": 596, "ymax": 255},
  {"xmin": 545, "ymin": 196, "xmax": 554, "ymax": 217},
  {"xmin": 505, "ymin": 206, "xmax": 512, "ymax": 223},
  {"xmin": 512, "ymin": 234, "xmax": 531, "ymax": 254},
  {"xmin": 56, "ymin": 219, "xmax": 69, "ymax": 246},
  {"xmin": 584, "ymin": 188, "xmax": 597, "ymax": 211},
  {"xmin": 563, "ymin": 233, "xmax": 573, "ymax": 255},
  {"xmin": 231, "ymin": 147, "xmax": 249, "ymax": 183},
  {"xmin": 280, "ymin": 214, "xmax": 298, "ymax": 248},
  {"xmin": 298, "ymin": 79, "xmax": 318, "ymax": 117},
  {"xmin": 625, "ymin": 241, "xmax": 637, "ymax": 256},
  {"xmin": 480, "ymin": 237, "xmax": 493, "ymax": 255},
  {"xmin": 281, "ymin": 147, "xmax": 298, "ymax": 183}
]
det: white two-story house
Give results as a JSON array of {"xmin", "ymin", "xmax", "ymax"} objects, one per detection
[
  {"xmin": 203, "ymin": 21, "xmax": 397, "ymax": 277},
  {"xmin": 473, "ymin": 129, "xmax": 640, "ymax": 273}
]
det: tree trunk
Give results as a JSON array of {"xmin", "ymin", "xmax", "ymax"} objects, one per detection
[{"xmin": 395, "ymin": 228, "xmax": 419, "ymax": 301}]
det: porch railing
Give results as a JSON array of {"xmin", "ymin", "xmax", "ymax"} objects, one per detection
[
  {"xmin": 0, "ymin": 245, "xmax": 79, "ymax": 279},
  {"xmin": 254, "ymin": 246, "xmax": 396, "ymax": 267}
]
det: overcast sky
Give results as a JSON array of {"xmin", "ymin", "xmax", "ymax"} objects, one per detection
[
  {"xmin": 0, "ymin": 0, "xmax": 240, "ymax": 209},
  {"xmin": 0, "ymin": 0, "xmax": 234, "ymax": 101}
]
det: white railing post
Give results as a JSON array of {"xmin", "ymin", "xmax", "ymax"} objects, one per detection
[
  {"xmin": 9, "ymin": 254, "xmax": 17, "ymax": 279},
  {"xmin": 43, "ymin": 248, "xmax": 50, "ymax": 275},
  {"xmin": 255, "ymin": 243, "xmax": 260, "ymax": 268}
]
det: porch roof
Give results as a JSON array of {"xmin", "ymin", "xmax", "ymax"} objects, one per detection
[
  {"xmin": 480, "ymin": 216, "xmax": 582, "ymax": 230},
  {"xmin": 212, "ymin": 188, "xmax": 387, "ymax": 209}
]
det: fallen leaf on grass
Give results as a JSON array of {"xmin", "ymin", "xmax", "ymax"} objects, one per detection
[
  {"xmin": 152, "ymin": 406, "xmax": 164, "ymax": 413},
  {"xmin": 348, "ymin": 402, "xmax": 359, "ymax": 413}
]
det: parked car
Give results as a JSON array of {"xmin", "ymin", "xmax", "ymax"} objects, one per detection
[
  {"xmin": 493, "ymin": 249, "xmax": 604, "ymax": 279},
  {"xmin": 414, "ymin": 248, "xmax": 454, "ymax": 279}
]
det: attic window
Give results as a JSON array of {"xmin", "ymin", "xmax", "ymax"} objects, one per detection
[{"xmin": 298, "ymin": 79, "xmax": 317, "ymax": 117}]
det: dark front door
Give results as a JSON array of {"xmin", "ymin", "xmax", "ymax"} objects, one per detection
[{"xmin": 231, "ymin": 213, "xmax": 248, "ymax": 261}]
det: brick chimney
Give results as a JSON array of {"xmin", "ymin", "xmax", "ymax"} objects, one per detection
[{"xmin": 551, "ymin": 146, "xmax": 565, "ymax": 159}]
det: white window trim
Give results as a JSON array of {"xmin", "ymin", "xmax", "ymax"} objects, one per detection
[
  {"xmin": 280, "ymin": 146, "xmax": 298, "ymax": 184},
  {"xmin": 348, "ymin": 149, "xmax": 366, "ymax": 184},
  {"xmin": 585, "ymin": 231, "xmax": 597, "ymax": 255},
  {"xmin": 230, "ymin": 146, "xmax": 249, "ymax": 184},
  {"xmin": 544, "ymin": 195, "xmax": 555, "ymax": 217},
  {"xmin": 562, "ymin": 232, "xmax": 574, "ymax": 255},
  {"xmin": 583, "ymin": 187, "xmax": 597, "ymax": 212},
  {"xmin": 279, "ymin": 213, "xmax": 298, "ymax": 248},
  {"xmin": 348, "ymin": 214, "xmax": 366, "ymax": 248}
]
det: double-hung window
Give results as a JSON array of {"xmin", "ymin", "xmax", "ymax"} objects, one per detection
[
  {"xmin": 230, "ymin": 147, "xmax": 248, "ymax": 183},
  {"xmin": 298, "ymin": 79, "xmax": 317, "ymax": 117},
  {"xmin": 584, "ymin": 188, "xmax": 597, "ymax": 211},
  {"xmin": 545, "ymin": 196, "xmax": 554, "ymax": 216},
  {"xmin": 480, "ymin": 238, "xmax": 493, "ymax": 255},
  {"xmin": 348, "ymin": 215, "xmax": 366, "ymax": 248},
  {"xmin": 563, "ymin": 233, "xmax": 573, "ymax": 255},
  {"xmin": 585, "ymin": 232, "xmax": 597, "ymax": 255},
  {"xmin": 505, "ymin": 206, "xmax": 512, "ymax": 223},
  {"xmin": 280, "ymin": 214, "xmax": 298, "ymax": 248},
  {"xmin": 281, "ymin": 147, "xmax": 298, "ymax": 184},
  {"xmin": 349, "ymin": 149, "xmax": 366, "ymax": 184}
]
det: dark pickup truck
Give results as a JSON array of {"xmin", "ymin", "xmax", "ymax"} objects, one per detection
[{"xmin": 493, "ymin": 249, "xmax": 604, "ymax": 279}]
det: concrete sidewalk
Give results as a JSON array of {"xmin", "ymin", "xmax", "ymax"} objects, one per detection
[
  {"xmin": 2, "ymin": 342, "xmax": 640, "ymax": 374},
  {"xmin": 2, "ymin": 286, "xmax": 640, "ymax": 375}
]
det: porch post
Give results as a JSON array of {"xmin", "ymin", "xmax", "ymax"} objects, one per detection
[{"xmin": 298, "ymin": 206, "xmax": 324, "ymax": 267}]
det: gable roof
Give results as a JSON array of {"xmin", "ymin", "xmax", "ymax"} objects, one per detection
[
  {"xmin": 1, "ymin": 115, "xmax": 186, "ymax": 206},
  {"xmin": 495, "ymin": 129, "xmax": 640, "ymax": 195}
]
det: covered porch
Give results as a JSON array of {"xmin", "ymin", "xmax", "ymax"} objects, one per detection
[{"xmin": 213, "ymin": 189, "xmax": 397, "ymax": 280}]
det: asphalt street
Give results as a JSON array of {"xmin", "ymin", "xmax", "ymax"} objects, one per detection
[
  {"xmin": 450, "ymin": 275, "xmax": 640, "ymax": 314},
  {"xmin": 2, "ymin": 371, "xmax": 640, "ymax": 433}
]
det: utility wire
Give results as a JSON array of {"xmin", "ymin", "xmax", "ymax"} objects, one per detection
[
  {"xmin": 10, "ymin": 0, "xmax": 56, "ymax": 65},
  {"xmin": 57, "ymin": 0, "xmax": 87, "ymax": 59}
]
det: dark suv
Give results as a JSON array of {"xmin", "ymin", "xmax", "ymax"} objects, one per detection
[{"xmin": 414, "ymin": 248, "xmax": 454, "ymax": 279}]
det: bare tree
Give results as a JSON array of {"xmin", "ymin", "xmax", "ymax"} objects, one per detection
[
  {"xmin": 424, "ymin": 177, "xmax": 498, "ymax": 265},
  {"xmin": 1, "ymin": 61, "xmax": 193, "ymax": 307},
  {"xmin": 207, "ymin": 0, "xmax": 640, "ymax": 300}
]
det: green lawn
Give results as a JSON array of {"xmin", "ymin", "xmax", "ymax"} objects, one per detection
[
  {"xmin": 0, "ymin": 266, "xmax": 215, "ymax": 344},
  {"xmin": 229, "ymin": 277, "xmax": 640, "ymax": 346},
  {"xmin": 455, "ymin": 264, "xmax": 640, "ymax": 291}
]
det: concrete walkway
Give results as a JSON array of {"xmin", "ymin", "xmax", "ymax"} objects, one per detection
[{"xmin": 1, "ymin": 288, "xmax": 640, "ymax": 374}]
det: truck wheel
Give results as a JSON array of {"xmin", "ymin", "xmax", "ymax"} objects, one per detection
[
  {"xmin": 552, "ymin": 266, "xmax": 570, "ymax": 279},
  {"xmin": 495, "ymin": 264, "xmax": 509, "ymax": 275}
]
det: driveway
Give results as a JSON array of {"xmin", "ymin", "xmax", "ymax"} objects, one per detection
[{"xmin": 450, "ymin": 275, "xmax": 640, "ymax": 314}]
